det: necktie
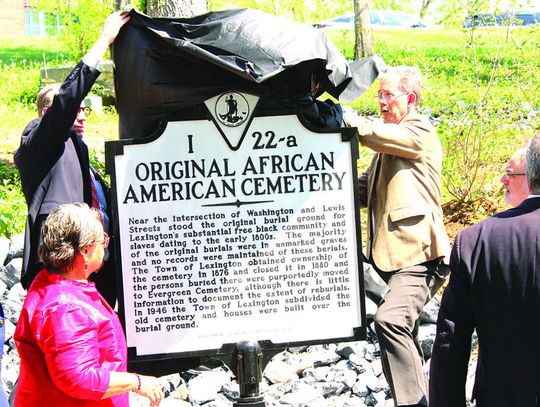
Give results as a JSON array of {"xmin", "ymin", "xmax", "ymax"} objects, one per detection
[{"xmin": 90, "ymin": 172, "xmax": 101, "ymax": 210}]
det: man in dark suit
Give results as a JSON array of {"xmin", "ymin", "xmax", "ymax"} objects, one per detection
[
  {"xmin": 430, "ymin": 133, "xmax": 540, "ymax": 406},
  {"xmin": 14, "ymin": 11, "xmax": 130, "ymax": 307}
]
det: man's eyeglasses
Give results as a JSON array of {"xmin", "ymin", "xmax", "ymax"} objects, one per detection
[
  {"xmin": 504, "ymin": 170, "xmax": 526, "ymax": 177},
  {"xmin": 376, "ymin": 92, "xmax": 408, "ymax": 102},
  {"xmin": 78, "ymin": 107, "xmax": 92, "ymax": 117}
]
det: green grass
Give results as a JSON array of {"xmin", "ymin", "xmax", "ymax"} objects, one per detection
[{"xmin": 0, "ymin": 37, "xmax": 74, "ymax": 66}]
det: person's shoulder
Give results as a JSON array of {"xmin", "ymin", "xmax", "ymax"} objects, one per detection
[
  {"xmin": 22, "ymin": 272, "xmax": 59, "ymax": 316},
  {"xmin": 459, "ymin": 200, "xmax": 540, "ymax": 240},
  {"xmin": 488, "ymin": 198, "xmax": 540, "ymax": 227},
  {"xmin": 403, "ymin": 111, "xmax": 429, "ymax": 121},
  {"xmin": 26, "ymin": 271, "xmax": 78, "ymax": 306},
  {"xmin": 30, "ymin": 286, "xmax": 87, "ymax": 321},
  {"xmin": 20, "ymin": 118, "xmax": 40, "ymax": 139},
  {"xmin": 401, "ymin": 112, "xmax": 435, "ymax": 134},
  {"xmin": 15, "ymin": 119, "xmax": 41, "ymax": 161}
]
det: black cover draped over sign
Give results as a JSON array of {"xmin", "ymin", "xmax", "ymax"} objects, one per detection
[{"xmin": 112, "ymin": 8, "xmax": 386, "ymax": 140}]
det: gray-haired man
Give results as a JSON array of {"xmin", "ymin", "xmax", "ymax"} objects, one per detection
[
  {"xmin": 344, "ymin": 66, "xmax": 450, "ymax": 406},
  {"xmin": 430, "ymin": 132, "xmax": 540, "ymax": 406}
]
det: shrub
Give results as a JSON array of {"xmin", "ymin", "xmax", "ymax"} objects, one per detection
[
  {"xmin": 0, "ymin": 167, "xmax": 26, "ymax": 239},
  {"xmin": 0, "ymin": 63, "xmax": 41, "ymax": 107},
  {"xmin": 89, "ymin": 149, "xmax": 110, "ymax": 187}
]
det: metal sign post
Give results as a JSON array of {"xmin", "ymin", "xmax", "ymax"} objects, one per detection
[{"xmin": 234, "ymin": 341, "xmax": 265, "ymax": 407}]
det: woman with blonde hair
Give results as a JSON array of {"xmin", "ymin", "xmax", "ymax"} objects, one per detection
[{"xmin": 14, "ymin": 203, "xmax": 163, "ymax": 406}]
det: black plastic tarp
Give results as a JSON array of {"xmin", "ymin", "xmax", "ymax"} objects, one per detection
[{"xmin": 112, "ymin": 8, "xmax": 385, "ymax": 139}]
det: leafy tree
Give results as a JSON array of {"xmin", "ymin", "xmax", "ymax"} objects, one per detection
[
  {"xmin": 208, "ymin": 0, "xmax": 350, "ymax": 25},
  {"xmin": 371, "ymin": 0, "xmax": 407, "ymax": 11},
  {"xmin": 38, "ymin": 0, "xmax": 115, "ymax": 60},
  {"xmin": 436, "ymin": 0, "xmax": 532, "ymax": 27}
]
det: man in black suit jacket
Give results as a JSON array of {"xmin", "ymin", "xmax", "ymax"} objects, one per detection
[
  {"xmin": 430, "ymin": 133, "xmax": 540, "ymax": 406},
  {"xmin": 14, "ymin": 11, "xmax": 130, "ymax": 306}
]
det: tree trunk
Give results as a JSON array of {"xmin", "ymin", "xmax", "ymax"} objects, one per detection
[
  {"xmin": 146, "ymin": 0, "xmax": 208, "ymax": 18},
  {"xmin": 114, "ymin": 0, "xmax": 135, "ymax": 11},
  {"xmin": 353, "ymin": 0, "xmax": 374, "ymax": 59},
  {"xmin": 420, "ymin": 0, "xmax": 432, "ymax": 19}
]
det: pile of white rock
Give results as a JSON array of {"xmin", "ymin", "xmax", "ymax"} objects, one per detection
[
  {"xmin": 1, "ymin": 234, "xmax": 475, "ymax": 406},
  {"xmin": 0, "ymin": 233, "xmax": 25, "ymax": 399}
]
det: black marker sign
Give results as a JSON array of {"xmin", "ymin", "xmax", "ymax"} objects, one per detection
[{"xmin": 108, "ymin": 91, "xmax": 365, "ymax": 357}]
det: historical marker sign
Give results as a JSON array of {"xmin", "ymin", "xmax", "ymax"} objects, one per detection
[{"xmin": 107, "ymin": 92, "xmax": 365, "ymax": 359}]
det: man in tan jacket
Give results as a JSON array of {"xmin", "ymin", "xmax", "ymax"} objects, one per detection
[{"xmin": 344, "ymin": 66, "xmax": 450, "ymax": 407}]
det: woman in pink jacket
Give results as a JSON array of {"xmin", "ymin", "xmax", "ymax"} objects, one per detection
[{"xmin": 14, "ymin": 203, "xmax": 163, "ymax": 406}]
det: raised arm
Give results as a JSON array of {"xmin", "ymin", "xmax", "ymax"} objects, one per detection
[
  {"xmin": 19, "ymin": 11, "xmax": 130, "ymax": 153},
  {"xmin": 344, "ymin": 110, "xmax": 436, "ymax": 161}
]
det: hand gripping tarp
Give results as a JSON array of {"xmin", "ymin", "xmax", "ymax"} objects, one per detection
[{"xmin": 112, "ymin": 8, "xmax": 386, "ymax": 139}]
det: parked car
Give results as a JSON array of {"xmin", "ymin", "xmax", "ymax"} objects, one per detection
[
  {"xmin": 463, "ymin": 11, "xmax": 540, "ymax": 27},
  {"xmin": 371, "ymin": 10, "xmax": 426, "ymax": 28},
  {"xmin": 313, "ymin": 10, "xmax": 427, "ymax": 30}
]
